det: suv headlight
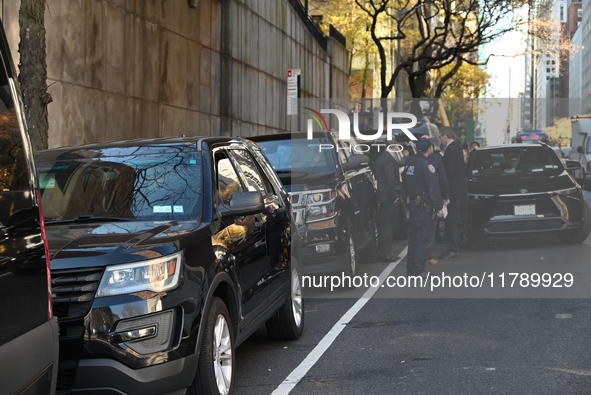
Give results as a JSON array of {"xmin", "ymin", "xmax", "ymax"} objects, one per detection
[
  {"xmin": 554, "ymin": 187, "xmax": 579, "ymax": 196},
  {"xmin": 96, "ymin": 252, "xmax": 182, "ymax": 297},
  {"xmin": 305, "ymin": 189, "xmax": 337, "ymax": 223}
]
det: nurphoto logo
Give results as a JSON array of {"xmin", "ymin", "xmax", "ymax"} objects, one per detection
[{"xmin": 303, "ymin": 107, "xmax": 418, "ymax": 153}]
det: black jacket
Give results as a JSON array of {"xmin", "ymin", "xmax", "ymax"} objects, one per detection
[
  {"xmin": 442, "ymin": 140, "xmax": 468, "ymax": 221},
  {"xmin": 374, "ymin": 150, "xmax": 400, "ymax": 204}
]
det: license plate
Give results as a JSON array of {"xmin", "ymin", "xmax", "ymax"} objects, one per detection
[{"xmin": 514, "ymin": 204, "xmax": 535, "ymax": 216}]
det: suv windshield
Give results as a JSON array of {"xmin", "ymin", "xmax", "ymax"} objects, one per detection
[
  {"xmin": 38, "ymin": 151, "xmax": 203, "ymax": 222},
  {"xmin": 256, "ymin": 137, "xmax": 337, "ymax": 174},
  {"xmin": 469, "ymin": 148, "xmax": 562, "ymax": 177}
]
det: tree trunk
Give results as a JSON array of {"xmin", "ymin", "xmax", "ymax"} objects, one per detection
[{"xmin": 18, "ymin": 0, "xmax": 50, "ymax": 151}]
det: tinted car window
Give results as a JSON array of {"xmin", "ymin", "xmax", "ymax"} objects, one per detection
[
  {"xmin": 229, "ymin": 148, "xmax": 271, "ymax": 194},
  {"xmin": 38, "ymin": 151, "xmax": 203, "ymax": 221},
  {"xmin": 469, "ymin": 148, "xmax": 561, "ymax": 177},
  {"xmin": 216, "ymin": 153, "xmax": 245, "ymax": 204},
  {"xmin": 0, "ymin": 84, "xmax": 29, "ymax": 194},
  {"xmin": 336, "ymin": 138, "xmax": 352, "ymax": 164},
  {"xmin": 256, "ymin": 137, "xmax": 337, "ymax": 174}
]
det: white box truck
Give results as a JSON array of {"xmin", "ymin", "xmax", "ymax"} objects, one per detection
[{"xmin": 570, "ymin": 115, "xmax": 591, "ymax": 190}]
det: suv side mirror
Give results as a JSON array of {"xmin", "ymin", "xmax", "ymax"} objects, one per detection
[
  {"xmin": 565, "ymin": 160, "xmax": 581, "ymax": 171},
  {"xmin": 577, "ymin": 146, "xmax": 584, "ymax": 154},
  {"xmin": 342, "ymin": 154, "xmax": 370, "ymax": 172},
  {"xmin": 220, "ymin": 191, "xmax": 264, "ymax": 217}
]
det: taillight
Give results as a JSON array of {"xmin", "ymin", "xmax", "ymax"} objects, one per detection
[{"xmin": 35, "ymin": 189, "xmax": 53, "ymax": 320}]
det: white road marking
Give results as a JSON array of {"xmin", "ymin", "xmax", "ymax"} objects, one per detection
[
  {"xmin": 545, "ymin": 367, "xmax": 591, "ymax": 376},
  {"xmin": 554, "ymin": 313, "xmax": 573, "ymax": 319},
  {"xmin": 271, "ymin": 247, "xmax": 408, "ymax": 395}
]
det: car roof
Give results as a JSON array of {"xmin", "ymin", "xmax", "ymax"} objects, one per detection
[
  {"xmin": 250, "ymin": 132, "xmax": 333, "ymax": 141},
  {"xmin": 36, "ymin": 136, "xmax": 256, "ymax": 160}
]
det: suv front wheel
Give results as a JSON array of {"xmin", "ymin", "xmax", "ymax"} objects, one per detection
[
  {"xmin": 344, "ymin": 223, "xmax": 358, "ymax": 277},
  {"xmin": 582, "ymin": 169, "xmax": 591, "ymax": 191},
  {"xmin": 557, "ymin": 202, "xmax": 591, "ymax": 244},
  {"xmin": 266, "ymin": 258, "xmax": 304, "ymax": 340},
  {"xmin": 190, "ymin": 297, "xmax": 235, "ymax": 395}
]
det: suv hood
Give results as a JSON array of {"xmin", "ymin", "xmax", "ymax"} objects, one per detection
[
  {"xmin": 468, "ymin": 172, "xmax": 576, "ymax": 195},
  {"xmin": 46, "ymin": 220, "xmax": 204, "ymax": 269}
]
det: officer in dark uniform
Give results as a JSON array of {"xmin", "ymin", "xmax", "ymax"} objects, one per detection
[{"xmin": 401, "ymin": 138, "xmax": 444, "ymax": 276}]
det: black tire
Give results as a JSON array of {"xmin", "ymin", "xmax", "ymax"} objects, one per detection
[
  {"xmin": 361, "ymin": 211, "xmax": 380, "ymax": 263},
  {"xmin": 343, "ymin": 222, "xmax": 358, "ymax": 277},
  {"xmin": 557, "ymin": 202, "xmax": 591, "ymax": 244},
  {"xmin": 266, "ymin": 258, "xmax": 304, "ymax": 340},
  {"xmin": 189, "ymin": 297, "xmax": 235, "ymax": 395},
  {"xmin": 583, "ymin": 171, "xmax": 591, "ymax": 191}
]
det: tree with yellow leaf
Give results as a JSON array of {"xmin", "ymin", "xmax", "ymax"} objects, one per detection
[{"xmin": 309, "ymin": 0, "xmax": 378, "ymax": 98}]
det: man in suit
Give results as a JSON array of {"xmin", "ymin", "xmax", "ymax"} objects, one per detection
[
  {"xmin": 425, "ymin": 138, "xmax": 449, "ymax": 263},
  {"xmin": 374, "ymin": 146, "xmax": 402, "ymax": 262},
  {"xmin": 439, "ymin": 127, "xmax": 468, "ymax": 259}
]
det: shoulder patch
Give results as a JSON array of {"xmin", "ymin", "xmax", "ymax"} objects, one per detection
[{"xmin": 427, "ymin": 164, "xmax": 436, "ymax": 174}]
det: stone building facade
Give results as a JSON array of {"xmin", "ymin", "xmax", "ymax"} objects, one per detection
[{"xmin": 1, "ymin": 0, "xmax": 348, "ymax": 148}]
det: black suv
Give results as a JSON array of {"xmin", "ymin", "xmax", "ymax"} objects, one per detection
[
  {"xmin": 251, "ymin": 132, "xmax": 378, "ymax": 276},
  {"xmin": 464, "ymin": 144, "xmax": 590, "ymax": 245},
  {"xmin": 0, "ymin": 19, "xmax": 59, "ymax": 395},
  {"xmin": 36, "ymin": 137, "xmax": 303, "ymax": 394}
]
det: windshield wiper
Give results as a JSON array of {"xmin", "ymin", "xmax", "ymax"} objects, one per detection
[{"xmin": 45, "ymin": 215, "xmax": 134, "ymax": 225}]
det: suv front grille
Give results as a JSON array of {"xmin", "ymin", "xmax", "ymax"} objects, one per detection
[
  {"xmin": 52, "ymin": 267, "xmax": 103, "ymax": 322},
  {"xmin": 487, "ymin": 219, "xmax": 564, "ymax": 233}
]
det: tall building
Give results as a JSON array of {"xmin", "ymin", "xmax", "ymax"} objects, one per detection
[
  {"xmin": 580, "ymin": 0, "xmax": 591, "ymax": 114},
  {"xmin": 569, "ymin": 17, "xmax": 582, "ymax": 117},
  {"xmin": 529, "ymin": 0, "xmax": 581, "ymax": 128}
]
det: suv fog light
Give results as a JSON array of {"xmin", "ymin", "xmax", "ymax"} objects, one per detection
[
  {"xmin": 109, "ymin": 309, "xmax": 180, "ymax": 355},
  {"xmin": 110, "ymin": 325, "xmax": 157, "ymax": 343},
  {"xmin": 315, "ymin": 244, "xmax": 331, "ymax": 253}
]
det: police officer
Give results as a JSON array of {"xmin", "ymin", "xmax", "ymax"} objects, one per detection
[{"xmin": 401, "ymin": 138, "xmax": 444, "ymax": 276}]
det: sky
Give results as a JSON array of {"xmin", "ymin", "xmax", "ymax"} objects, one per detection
[
  {"xmin": 484, "ymin": 30, "xmax": 527, "ymax": 99},
  {"xmin": 480, "ymin": 7, "xmax": 530, "ymax": 145}
]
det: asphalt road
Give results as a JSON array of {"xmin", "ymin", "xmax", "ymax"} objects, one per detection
[{"xmin": 235, "ymin": 191, "xmax": 591, "ymax": 395}]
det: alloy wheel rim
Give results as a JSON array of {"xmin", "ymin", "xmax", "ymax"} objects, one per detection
[
  {"xmin": 349, "ymin": 234, "xmax": 356, "ymax": 275},
  {"xmin": 291, "ymin": 267, "xmax": 303, "ymax": 328},
  {"xmin": 212, "ymin": 314, "xmax": 232, "ymax": 395}
]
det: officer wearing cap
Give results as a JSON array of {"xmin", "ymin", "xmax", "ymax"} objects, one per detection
[{"xmin": 401, "ymin": 138, "xmax": 444, "ymax": 276}]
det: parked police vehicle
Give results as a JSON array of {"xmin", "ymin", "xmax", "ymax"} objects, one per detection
[
  {"xmin": 0, "ymin": 19, "xmax": 59, "ymax": 395},
  {"xmin": 252, "ymin": 132, "xmax": 378, "ymax": 277},
  {"xmin": 36, "ymin": 137, "xmax": 302, "ymax": 394}
]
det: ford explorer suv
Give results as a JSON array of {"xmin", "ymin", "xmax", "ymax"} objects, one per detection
[
  {"xmin": 0, "ymin": 18, "xmax": 59, "ymax": 395},
  {"xmin": 36, "ymin": 137, "xmax": 303, "ymax": 395}
]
